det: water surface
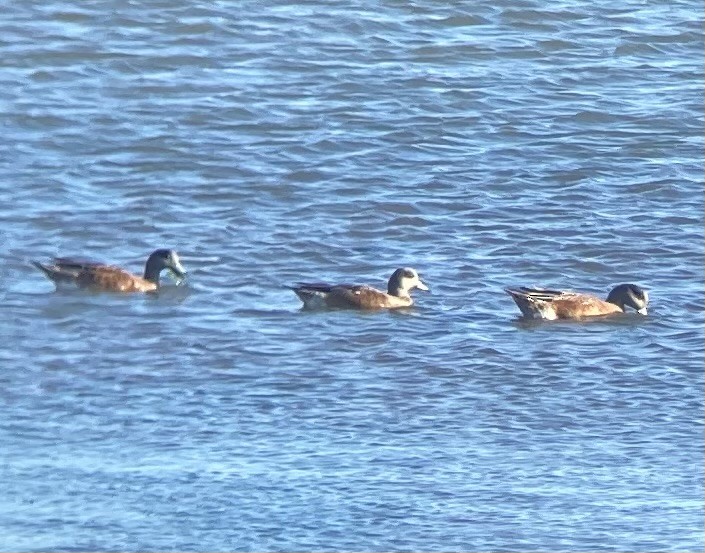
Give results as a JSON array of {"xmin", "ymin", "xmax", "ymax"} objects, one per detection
[{"xmin": 0, "ymin": 0, "xmax": 703, "ymax": 550}]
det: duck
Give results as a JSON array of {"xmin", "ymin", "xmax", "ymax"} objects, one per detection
[
  {"xmin": 32, "ymin": 248, "xmax": 187, "ymax": 293},
  {"xmin": 504, "ymin": 283, "xmax": 649, "ymax": 320},
  {"xmin": 291, "ymin": 267, "xmax": 429, "ymax": 310}
]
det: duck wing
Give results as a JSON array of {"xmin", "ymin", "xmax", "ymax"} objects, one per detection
[{"xmin": 75, "ymin": 265, "xmax": 154, "ymax": 292}]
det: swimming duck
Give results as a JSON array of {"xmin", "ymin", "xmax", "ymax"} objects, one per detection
[
  {"xmin": 32, "ymin": 248, "xmax": 186, "ymax": 293},
  {"xmin": 504, "ymin": 283, "xmax": 649, "ymax": 320},
  {"xmin": 291, "ymin": 267, "xmax": 429, "ymax": 310}
]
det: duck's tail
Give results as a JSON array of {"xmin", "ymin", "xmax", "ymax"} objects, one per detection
[{"xmin": 32, "ymin": 260, "xmax": 80, "ymax": 285}]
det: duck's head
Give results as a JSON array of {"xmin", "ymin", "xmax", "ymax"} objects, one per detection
[
  {"xmin": 607, "ymin": 283, "xmax": 649, "ymax": 315},
  {"xmin": 388, "ymin": 267, "xmax": 429, "ymax": 296},
  {"xmin": 145, "ymin": 249, "xmax": 187, "ymax": 283}
]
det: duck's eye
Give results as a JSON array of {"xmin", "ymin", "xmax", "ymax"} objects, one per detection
[{"xmin": 404, "ymin": 269, "xmax": 415, "ymax": 278}]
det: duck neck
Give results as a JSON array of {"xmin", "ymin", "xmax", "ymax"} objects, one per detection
[
  {"xmin": 387, "ymin": 284, "xmax": 409, "ymax": 298},
  {"xmin": 605, "ymin": 291, "xmax": 626, "ymax": 311},
  {"xmin": 143, "ymin": 259, "xmax": 163, "ymax": 284}
]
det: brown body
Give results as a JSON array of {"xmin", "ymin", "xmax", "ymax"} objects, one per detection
[
  {"xmin": 294, "ymin": 283, "xmax": 414, "ymax": 309},
  {"xmin": 75, "ymin": 265, "xmax": 159, "ymax": 292},
  {"xmin": 33, "ymin": 249, "xmax": 186, "ymax": 293},
  {"xmin": 292, "ymin": 268, "xmax": 429, "ymax": 310},
  {"xmin": 505, "ymin": 287, "xmax": 630, "ymax": 320}
]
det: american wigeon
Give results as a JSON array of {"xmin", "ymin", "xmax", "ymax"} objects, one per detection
[
  {"xmin": 32, "ymin": 248, "xmax": 187, "ymax": 293},
  {"xmin": 291, "ymin": 267, "xmax": 429, "ymax": 310},
  {"xmin": 504, "ymin": 283, "xmax": 649, "ymax": 320}
]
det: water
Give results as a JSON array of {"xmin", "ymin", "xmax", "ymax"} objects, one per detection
[{"xmin": 0, "ymin": 0, "xmax": 702, "ymax": 550}]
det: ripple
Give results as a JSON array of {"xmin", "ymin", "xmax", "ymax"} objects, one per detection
[{"xmin": 0, "ymin": 0, "xmax": 702, "ymax": 550}]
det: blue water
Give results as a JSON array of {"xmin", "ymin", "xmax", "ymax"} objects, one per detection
[{"xmin": 0, "ymin": 0, "xmax": 703, "ymax": 551}]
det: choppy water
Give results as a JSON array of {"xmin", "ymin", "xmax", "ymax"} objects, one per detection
[{"xmin": 0, "ymin": 0, "xmax": 703, "ymax": 551}]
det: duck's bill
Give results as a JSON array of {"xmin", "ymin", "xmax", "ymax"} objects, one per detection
[
  {"xmin": 637, "ymin": 307, "xmax": 648, "ymax": 315},
  {"xmin": 417, "ymin": 281, "xmax": 430, "ymax": 291},
  {"xmin": 168, "ymin": 264, "xmax": 187, "ymax": 284}
]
